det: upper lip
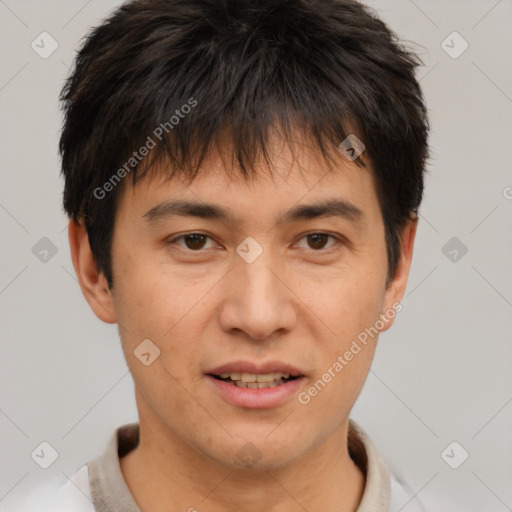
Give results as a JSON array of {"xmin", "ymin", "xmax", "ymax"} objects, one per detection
[{"xmin": 207, "ymin": 360, "xmax": 305, "ymax": 377}]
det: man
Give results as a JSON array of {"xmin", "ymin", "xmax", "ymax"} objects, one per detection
[{"xmin": 55, "ymin": 0, "xmax": 429, "ymax": 509}]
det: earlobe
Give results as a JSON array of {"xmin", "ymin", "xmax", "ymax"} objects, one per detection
[
  {"xmin": 68, "ymin": 220, "xmax": 117, "ymax": 324},
  {"xmin": 380, "ymin": 217, "xmax": 418, "ymax": 332}
]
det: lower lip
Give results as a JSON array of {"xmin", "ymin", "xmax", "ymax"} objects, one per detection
[{"xmin": 206, "ymin": 375, "xmax": 306, "ymax": 409}]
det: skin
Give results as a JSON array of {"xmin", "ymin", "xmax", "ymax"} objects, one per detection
[{"xmin": 69, "ymin": 137, "xmax": 417, "ymax": 512}]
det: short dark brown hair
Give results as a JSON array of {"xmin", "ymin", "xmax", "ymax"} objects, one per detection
[{"xmin": 60, "ymin": 0, "xmax": 429, "ymax": 287}]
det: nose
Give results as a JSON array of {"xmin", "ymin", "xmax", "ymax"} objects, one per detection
[{"xmin": 218, "ymin": 249, "xmax": 298, "ymax": 341}]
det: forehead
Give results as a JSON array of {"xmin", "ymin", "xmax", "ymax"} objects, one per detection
[{"xmin": 118, "ymin": 137, "xmax": 380, "ymax": 226}]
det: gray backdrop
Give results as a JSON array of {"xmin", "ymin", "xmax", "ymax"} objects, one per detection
[{"xmin": 1, "ymin": 0, "xmax": 511, "ymax": 510}]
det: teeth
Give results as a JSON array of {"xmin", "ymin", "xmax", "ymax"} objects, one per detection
[
  {"xmin": 255, "ymin": 373, "xmax": 275, "ymax": 383},
  {"xmin": 218, "ymin": 372, "xmax": 292, "ymax": 383},
  {"xmin": 234, "ymin": 380, "xmax": 282, "ymax": 389},
  {"xmin": 220, "ymin": 372, "xmax": 240, "ymax": 380}
]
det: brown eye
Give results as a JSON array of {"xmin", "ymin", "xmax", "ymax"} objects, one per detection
[
  {"xmin": 307, "ymin": 233, "xmax": 330, "ymax": 250},
  {"xmin": 294, "ymin": 232, "xmax": 341, "ymax": 253},
  {"xmin": 169, "ymin": 233, "xmax": 216, "ymax": 251},
  {"xmin": 183, "ymin": 233, "xmax": 208, "ymax": 250}
]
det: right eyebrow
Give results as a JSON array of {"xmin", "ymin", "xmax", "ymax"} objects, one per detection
[{"xmin": 143, "ymin": 199, "xmax": 235, "ymax": 224}]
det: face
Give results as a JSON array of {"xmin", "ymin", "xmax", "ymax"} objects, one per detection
[{"xmin": 80, "ymin": 140, "xmax": 412, "ymax": 471}]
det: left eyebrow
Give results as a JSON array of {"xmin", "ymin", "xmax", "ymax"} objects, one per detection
[
  {"xmin": 277, "ymin": 199, "xmax": 365, "ymax": 226},
  {"xmin": 143, "ymin": 198, "xmax": 365, "ymax": 227}
]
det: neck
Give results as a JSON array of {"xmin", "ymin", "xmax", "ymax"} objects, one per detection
[{"xmin": 121, "ymin": 408, "xmax": 365, "ymax": 512}]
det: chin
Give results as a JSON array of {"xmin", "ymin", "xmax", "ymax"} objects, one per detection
[{"xmin": 202, "ymin": 430, "xmax": 311, "ymax": 472}]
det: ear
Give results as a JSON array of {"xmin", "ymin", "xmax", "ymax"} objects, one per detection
[
  {"xmin": 380, "ymin": 217, "xmax": 418, "ymax": 333},
  {"xmin": 68, "ymin": 219, "xmax": 117, "ymax": 324}
]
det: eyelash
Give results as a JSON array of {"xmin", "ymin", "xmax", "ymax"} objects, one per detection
[{"xmin": 167, "ymin": 232, "xmax": 344, "ymax": 254}]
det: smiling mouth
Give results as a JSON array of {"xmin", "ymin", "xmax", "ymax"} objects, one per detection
[{"xmin": 209, "ymin": 372, "xmax": 300, "ymax": 389}]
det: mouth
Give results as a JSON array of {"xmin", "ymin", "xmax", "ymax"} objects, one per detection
[
  {"xmin": 205, "ymin": 361, "xmax": 306, "ymax": 408},
  {"xmin": 209, "ymin": 372, "xmax": 300, "ymax": 389}
]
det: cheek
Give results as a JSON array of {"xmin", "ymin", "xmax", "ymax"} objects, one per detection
[
  {"xmin": 111, "ymin": 255, "xmax": 218, "ymax": 385},
  {"xmin": 297, "ymin": 285, "xmax": 383, "ymax": 423},
  {"xmin": 112, "ymin": 250, "xmax": 200, "ymax": 338},
  {"xmin": 298, "ymin": 266, "xmax": 386, "ymax": 404},
  {"xmin": 303, "ymin": 265, "xmax": 386, "ymax": 344}
]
